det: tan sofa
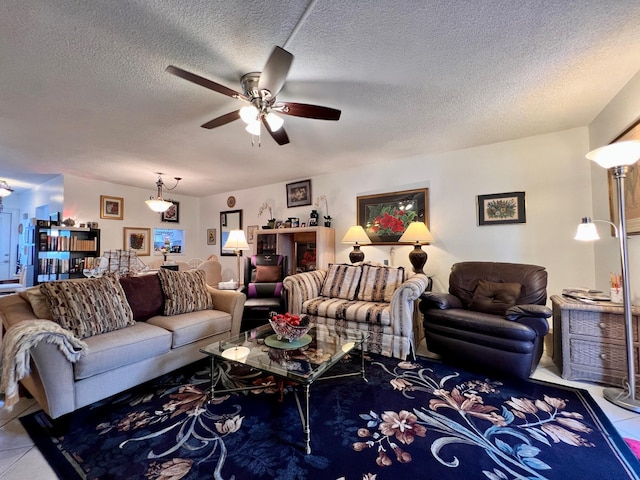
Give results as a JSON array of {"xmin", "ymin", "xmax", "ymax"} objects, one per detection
[
  {"xmin": 283, "ymin": 262, "xmax": 430, "ymax": 359},
  {"xmin": 0, "ymin": 270, "xmax": 245, "ymax": 419}
]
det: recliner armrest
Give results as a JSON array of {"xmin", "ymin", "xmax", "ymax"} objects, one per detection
[
  {"xmin": 505, "ymin": 304, "xmax": 552, "ymax": 320},
  {"xmin": 420, "ymin": 292, "xmax": 463, "ymax": 310}
]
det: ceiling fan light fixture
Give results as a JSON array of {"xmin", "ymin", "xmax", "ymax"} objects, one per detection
[
  {"xmin": 245, "ymin": 120, "xmax": 261, "ymax": 136},
  {"xmin": 265, "ymin": 112, "xmax": 284, "ymax": 131},
  {"xmin": 239, "ymin": 105, "xmax": 259, "ymax": 124}
]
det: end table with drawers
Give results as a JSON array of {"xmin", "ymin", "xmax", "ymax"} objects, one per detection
[{"xmin": 550, "ymin": 294, "xmax": 639, "ymax": 386}]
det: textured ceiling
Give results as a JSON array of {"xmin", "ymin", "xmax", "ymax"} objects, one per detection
[{"xmin": 2, "ymin": 0, "xmax": 640, "ymax": 196}]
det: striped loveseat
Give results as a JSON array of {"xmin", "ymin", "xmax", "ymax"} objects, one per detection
[{"xmin": 283, "ymin": 262, "xmax": 429, "ymax": 359}]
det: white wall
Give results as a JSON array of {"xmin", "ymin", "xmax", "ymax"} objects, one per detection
[
  {"xmin": 201, "ymin": 127, "xmax": 594, "ymax": 298},
  {"xmin": 588, "ymin": 69, "xmax": 640, "ymax": 302}
]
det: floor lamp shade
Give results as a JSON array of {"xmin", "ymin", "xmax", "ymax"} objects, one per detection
[
  {"xmin": 399, "ymin": 222, "xmax": 433, "ymax": 274},
  {"xmin": 586, "ymin": 140, "xmax": 640, "ymax": 413},
  {"xmin": 341, "ymin": 226, "xmax": 371, "ymax": 263},
  {"xmin": 223, "ymin": 230, "xmax": 250, "ymax": 283}
]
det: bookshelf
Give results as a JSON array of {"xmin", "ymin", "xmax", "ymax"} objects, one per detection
[{"xmin": 33, "ymin": 226, "xmax": 100, "ymax": 285}]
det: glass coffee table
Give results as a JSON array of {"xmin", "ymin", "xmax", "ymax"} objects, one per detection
[{"xmin": 200, "ymin": 322, "xmax": 370, "ymax": 454}]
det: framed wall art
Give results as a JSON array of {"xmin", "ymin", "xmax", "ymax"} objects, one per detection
[
  {"xmin": 286, "ymin": 179, "xmax": 312, "ymax": 207},
  {"xmin": 608, "ymin": 118, "xmax": 640, "ymax": 235},
  {"xmin": 100, "ymin": 195, "xmax": 124, "ymax": 220},
  {"xmin": 357, "ymin": 188, "xmax": 429, "ymax": 244},
  {"xmin": 161, "ymin": 202, "xmax": 179, "ymax": 223},
  {"xmin": 477, "ymin": 191, "xmax": 526, "ymax": 225},
  {"xmin": 123, "ymin": 227, "xmax": 151, "ymax": 256},
  {"xmin": 207, "ymin": 228, "xmax": 217, "ymax": 245},
  {"xmin": 247, "ymin": 225, "xmax": 258, "ymax": 244}
]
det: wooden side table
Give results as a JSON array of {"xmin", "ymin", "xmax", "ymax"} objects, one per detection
[{"xmin": 550, "ymin": 294, "xmax": 639, "ymax": 386}]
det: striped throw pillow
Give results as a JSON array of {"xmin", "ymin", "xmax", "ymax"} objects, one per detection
[
  {"xmin": 157, "ymin": 268, "xmax": 214, "ymax": 315},
  {"xmin": 40, "ymin": 276, "xmax": 135, "ymax": 339},
  {"xmin": 357, "ymin": 264, "xmax": 405, "ymax": 302},
  {"xmin": 320, "ymin": 264, "xmax": 363, "ymax": 300}
]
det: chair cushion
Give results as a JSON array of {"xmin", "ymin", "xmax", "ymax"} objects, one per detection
[
  {"xmin": 320, "ymin": 264, "xmax": 363, "ymax": 300},
  {"xmin": 119, "ymin": 273, "xmax": 164, "ymax": 321},
  {"xmin": 40, "ymin": 276, "xmax": 135, "ymax": 339},
  {"xmin": 157, "ymin": 268, "xmax": 214, "ymax": 315},
  {"xmin": 357, "ymin": 264, "xmax": 405, "ymax": 302},
  {"xmin": 254, "ymin": 264, "xmax": 281, "ymax": 283},
  {"xmin": 468, "ymin": 279, "xmax": 522, "ymax": 315}
]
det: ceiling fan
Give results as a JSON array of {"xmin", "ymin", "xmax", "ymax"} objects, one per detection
[{"xmin": 166, "ymin": 46, "xmax": 341, "ymax": 146}]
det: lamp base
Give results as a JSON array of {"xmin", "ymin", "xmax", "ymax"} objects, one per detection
[
  {"xmin": 349, "ymin": 245, "xmax": 365, "ymax": 263},
  {"xmin": 408, "ymin": 244, "xmax": 427, "ymax": 274},
  {"xmin": 603, "ymin": 386, "xmax": 640, "ymax": 413}
]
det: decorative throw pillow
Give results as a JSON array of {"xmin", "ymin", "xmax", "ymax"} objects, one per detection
[
  {"xmin": 320, "ymin": 264, "xmax": 363, "ymax": 300},
  {"xmin": 119, "ymin": 274, "xmax": 164, "ymax": 321},
  {"xmin": 39, "ymin": 276, "xmax": 135, "ymax": 339},
  {"xmin": 157, "ymin": 268, "xmax": 214, "ymax": 315},
  {"xmin": 254, "ymin": 264, "xmax": 281, "ymax": 283},
  {"xmin": 357, "ymin": 264, "xmax": 405, "ymax": 302},
  {"xmin": 19, "ymin": 287, "xmax": 53, "ymax": 319},
  {"xmin": 468, "ymin": 279, "xmax": 522, "ymax": 315}
]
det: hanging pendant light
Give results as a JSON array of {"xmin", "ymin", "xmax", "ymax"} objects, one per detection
[{"xmin": 145, "ymin": 173, "xmax": 181, "ymax": 213}]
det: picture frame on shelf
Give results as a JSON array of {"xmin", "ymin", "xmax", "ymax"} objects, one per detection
[
  {"xmin": 100, "ymin": 195, "xmax": 124, "ymax": 220},
  {"xmin": 477, "ymin": 191, "xmax": 526, "ymax": 226},
  {"xmin": 247, "ymin": 225, "xmax": 258, "ymax": 244},
  {"xmin": 357, "ymin": 188, "xmax": 429, "ymax": 244},
  {"xmin": 207, "ymin": 228, "xmax": 216, "ymax": 245},
  {"xmin": 608, "ymin": 118, "xmax": 640, "ymax": 235},
  {"xmin": 286, "ymin": 179, "xmax": 312, "ymax": 208},
  {"xmin": 123, "ymin": 227, "xmax": 151, "ymax": 256},
  {"xmin": 161, "ymin": 202, "xmax": 179, "ymax": 223}
]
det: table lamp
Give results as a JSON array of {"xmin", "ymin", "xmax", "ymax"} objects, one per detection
[
  {"xmin": 582, "ymin": 139, "xmax": 640, "ymax": 412},
  {"xmin": 223, "ymin": 230, "xmax": 250, "ymax": 283},
  {"xmin": 341, "ymin": 226, "xmax": 371, "ymax": 263},
  {"xmin": 398, "ymin": 221, "xmax": 433, "ymax": 274}
]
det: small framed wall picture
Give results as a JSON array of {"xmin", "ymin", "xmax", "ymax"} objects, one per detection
[
  {"xmin": 286, "ymin": 179, "xmax": 312, "ymax": 208},
  {"xmin": 477, "ymin": 191, "xmax": 526, "ymax": 225},
  {"xmin": 207, "ymin": 228, "xmax": 217, "ymax": 245},
  {"xmin": 161, "ymin": 202, "xmax": 179, "ymax": 223},
  {"xmin": 247, "ymin": 225, "xmax": 258, "ymax": 244},
  {"xmin": 123, "ymin": 227, "xmax": 151, "ymax": 256},
  {"xmin": 100, "ymin": 195, "xmax": 124, "ymax": 220}
]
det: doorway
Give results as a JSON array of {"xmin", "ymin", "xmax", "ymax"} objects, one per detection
[{"xmin": 0, "ymin": 212, "xmax": 12, "ymax": 280}]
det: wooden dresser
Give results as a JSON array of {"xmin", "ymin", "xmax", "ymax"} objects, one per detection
[{"xmin": 551, "ymin": 294, "xmax": 639, "ymax": 385}]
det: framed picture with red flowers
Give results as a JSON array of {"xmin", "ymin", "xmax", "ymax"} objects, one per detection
[{"xmin": 357, "ymin": 188, "xmax": 429, "ymax": 244}]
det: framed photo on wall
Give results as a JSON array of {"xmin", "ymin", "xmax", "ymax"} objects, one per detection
[
  {"xmin": 123, "ymin": 227, "xmax": 151, "ymax": 256},
  {"xmin": 609, "ymin": 118, "xmax": 640, "ymax": 235},
  {"xmin": 100, "ymin": 195, "xmax": 124, "ymax": 220},
  {"xmin": 357, "ymin": 188, "xmax": 429, "ymax": 244},
  {"xmin": 477, "ymin": 191, "xmax": 526, "ymax": 225},
  {"xmin": 247, "ymin": 225, "xmax": 258, "ymax": 244},
  {"xmin": 207, "ymin": 228, "xmax": 217, "ymax": 245},
  {"xmin": 286, "ymin": 179, "xmax": 312, "ymax": 207},
  {"xmin": 161, "ymin": 202, "xmax": 179, "ymax": 223}
]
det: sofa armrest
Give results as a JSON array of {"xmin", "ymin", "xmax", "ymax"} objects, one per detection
[
  {"xmin": 505, "ymin": 304, "xmax": 551, "ymax": 337},
  {"xmin": 208, "ymin": 287, "xmax": 246, "ymax": 337},
  {"xmin": 283, "ymin": 270, "xmax": 327, "ymax": 315},
  {"xmin": 420, "ymin": 292, "xmax": 464, "ymax": 310},
  {"xmin": 390, "ymin": 274, "xmax": 430, "ymax": 341}
]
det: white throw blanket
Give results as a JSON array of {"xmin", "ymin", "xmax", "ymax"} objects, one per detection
[{"xmin": 0, "ymin": 320, "xmax": 88, "ymax": 410}]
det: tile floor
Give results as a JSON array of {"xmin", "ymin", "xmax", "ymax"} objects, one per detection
[{"xmin": 1, "ymin": 345, "xmax": 639, "ymax": 479}]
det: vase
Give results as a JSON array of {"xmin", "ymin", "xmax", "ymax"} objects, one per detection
[{"xmin": 163, "ymin": 254, "xmax": 167, "ymax": 263}]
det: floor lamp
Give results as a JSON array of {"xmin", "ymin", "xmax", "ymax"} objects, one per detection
[
  {"xmin": 583, "ymin": 140, "xmax": 640, "ymax": 412},
  {"xmin": 222, "ymin": 230, "xmax": 250, "ymax": 284}
]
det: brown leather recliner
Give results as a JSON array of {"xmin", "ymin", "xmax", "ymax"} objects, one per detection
[{"xmin": 420, "ymin": 261, "xmax": 551, "ymax": 379}]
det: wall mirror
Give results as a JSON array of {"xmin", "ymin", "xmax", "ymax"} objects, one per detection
[{"xmin": 220, "ymin": 209, "xmax": 242, "ymax": 256}]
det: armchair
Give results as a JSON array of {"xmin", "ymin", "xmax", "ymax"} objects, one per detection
[
  {"xmin": 241, "ymin": 254, "xmax": 287, "ymax": 329},
  {"xmin": 420, "ymin": 261, "xmax": 551, "ymax": 379}
]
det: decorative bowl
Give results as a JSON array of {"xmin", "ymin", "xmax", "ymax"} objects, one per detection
[{"xmin": 269, "ymin": 312, "xmax": 312, "ymax": 342}]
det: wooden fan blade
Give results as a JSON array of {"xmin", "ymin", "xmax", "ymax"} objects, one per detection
[
  {"xmin": 275, "ymin": 102, "xmax": 341, "ymax": 121},
  {"xmin": 262, "ymin": 116, "xmax": 290, "ymax": 145},
  {"xmin": 201, "ymin": 110, "xmax": 240, "ymax": 129},
  {"xmin": 258, "ymin": 46, "xmax": 293, "ymax": 97},
  {"xmin": 166, "ymin": 65, "xmax": 244, "ymax": 99}
]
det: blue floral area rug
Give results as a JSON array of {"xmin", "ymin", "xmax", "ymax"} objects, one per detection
[{"xmin": 20, "ymin": 353, "xmax": 640, "ymax": 480}]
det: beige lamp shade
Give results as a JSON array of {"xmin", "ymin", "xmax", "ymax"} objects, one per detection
[
  {"xmin": 341, "ymin": 225, "xmax": 372, "ymax": 245},
  {"xmin": 399, "ymin": 221, "xmax": 433, "ymax": 244},
  {"xmin": 223, "ymin": 230, "xmax": 250, "ymax": 251},
  {"xmin": 586, "ymin": 140, "xmax": 640, "ymax": 168}
]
